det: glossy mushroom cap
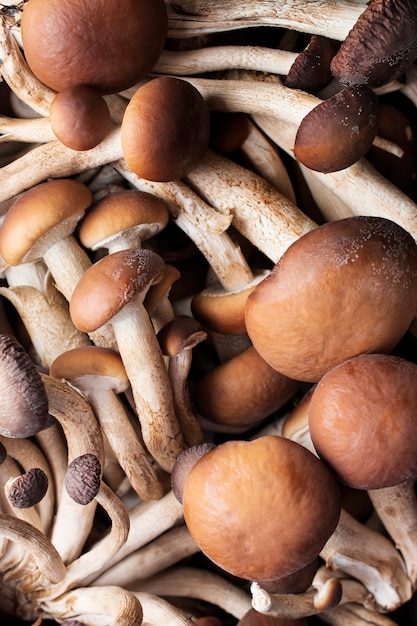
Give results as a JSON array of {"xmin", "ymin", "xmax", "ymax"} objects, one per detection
[
  {"xmin": 0, "ymin": 178, "xmax": 92, "ymax": 265},
  {"xmin": 330, "ymin": 0, "xmax": 417, "ymax": 87},
  {"xmin": 284, "ymin": 35, "xmax": 339, "ymax": 94},
  {"xmin": 79, "ymin": 189, "xmax": 170, "ymax": 251},
  {"xmin": 245, "ymin": 216, "xmax": 417, "ymax": 382},
  {"xmin": 121, "ymin": 76, "xmax": 211, "ymax": 181},
  {"xmin": 50, "ymin": 85, "xmax": 111, "ymax": 151},
  {"xmin": 180, "ymin": 436, "xmax": 341, "ymax": 582},
  {"xmin": 0, "ymin": 334, "xmax": 49, "ymax": 437},
  {"xmin": 69, "ymin": 247, "xmax": 165, "ymax": 332},
  {"xmin": 21, "ymin": 0, "xmax": 168, "ymax": 94},
  {"xmin": 309, "ymin": 353, "xmax": 417, "ymax": 490},
  {"xmin": 294, "ymin": 85, "xmax": 380, "ymax": 172}
]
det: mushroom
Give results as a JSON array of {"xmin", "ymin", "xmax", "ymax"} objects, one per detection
[
  {"xmin": 308, "ymin": 352, "xmax": 417, "ymax": 590},
  {"xmin": 144, "ymin": 263, "xmax": 181, "ymax": 333},
  {"xmin": 0, "ymin": 333, "xmax": 49, "ymax": 437},
  {"xmin": 330, "ymin": 0, "xmax": 417, "ymax": 87},
  {"xmin": 69, "ymin": 247, "xmax": 186, "ymax": 473},
  {"xmin": 245, "ymin": 216, "xmax": 417, "ymax": 382},
  {"xmin": 50, "ymin": 85, "xmax": 111, "ymax": 151},
  {"xmin": 173, "ymin": 437, "xmax": 341, "ymax": 584},
  {"xmin": 79, "ymin": 188, "xmax": 170, "ymax": 254},
  {"xmin": 50, "ymin": 345, "xmax": 165, "ymax": 501},
  {"xmin": 21, "ymin": 0, "xmax": 168, "ymax": 94},
  {"xmin": 121, "ymin": 76, "xmax": 211, "ymax": 182}
]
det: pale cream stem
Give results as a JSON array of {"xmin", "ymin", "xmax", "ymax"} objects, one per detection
[
  {"xmin": 165, "ymin": 0, "xmax": 367, "ymax": 40},
  {"xmin": 0, "ymin": 115, "xmax": 55, "ymax": 143},
  {"xmin": 35, "ymin": 420, "xmax": 70, "ymax": 511},
  {"xmin": 90, "ymin": 524, "xmax": 199, "ymax": 588},
  {"xmin": 321, "ymin": 602, "xmax": 400, "ymax": 625},
  {"xmin": 134, "ymin": 592, "xmax": 197, "ymax": 625},
  {"xmin": 154, "ymin": 45, "xmax": 298, "ymax": 76},
  {"xmin": 250, "ymin": 581, "xmax": 339, "ymax": 619},
  {"xmin": 137, "ymin": 565, "xmax": 252, "ymax": 620}
]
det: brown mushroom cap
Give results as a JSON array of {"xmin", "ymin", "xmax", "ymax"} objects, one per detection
[
  {"xmin": 79, "ymin": 189, "xmax": 169, "ymax": 251},
  {"xmin": 330, "ymin": 0, "xmax": 417, "ymax": 87},
  {"xmin": 121, "ymin": 76, "xmax": 211, "ymax": 181},
  {"xmin": 0, "ymin": 178, "xmax": 92, "ymax": 265},
  {"xmin": 194, "ymin": 346, "xmax": 301, "ymax": 429},
  {"xmin": 294, "ymin": 85, "xmax": 380, "ymax": 173},
  {"xmin": 245, "ymin": 216, "xmax": 417, "ymax": 382},
  {"xmin": 309, "ymin": 353, "xmax": 417, "ymax": 490},
  {"xmin": 284, "ymin": 35, "xmax": 340, "ymax": 94},
  {"xmin": 6, "ymin": 467, "xmax": 49, "ymax": 509},
  {"xmin": 64, "ymin": 453, "xmax": 102, "ymax": 505},
  {"xmin": 21, "ymin": 0, "xmax": 168, "ymax": 94},
  {"xmin": 50, "ymin": 85, "xmax": 111, "ymax": 151},
  {"xmin": 69, "ymin": 247, "xmax": 165, "ymax": 332},
  {"xmin": 238, "ymin": 609, "xmax": 309, "ymax": 626},
  {"xmin": 181, "ymin": 436, "xmax": 341, "ymax": 582},
  {"xmin": 0, "ymin": 334, "xmax": 49, "ymax": 437}
]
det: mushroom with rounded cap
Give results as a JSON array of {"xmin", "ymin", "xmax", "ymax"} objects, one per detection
[
  {"xmin": 245, "ymin": 216, "xmax": 417, "ymax": 382},
  {"xmin": 50, "ymin": 85, "xmax": 111, "ymax": 151},
  {"xmin": 21, "ymin": 0, "xmax": 168, "ymax": 94},
  {"xmin": 121, "ymin": 76, "xmax": 211, "ymax": 182},
  {"xmin": 173, "ymin": 436, "xmax": 341, "ymax": 583},
  {"xmin": 69, "ymin": 247, "xmax": 186, "ymax": 472}
]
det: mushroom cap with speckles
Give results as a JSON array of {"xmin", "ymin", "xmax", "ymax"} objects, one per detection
[
  {"xmin": 245, "ymin": 216, "xmax": 417, "ymax": 383},
  {"xmin": 309, "ymin": 353, "xmax": 417, "ymax": 490},
  {"xmin": 64, "ymin": 453, "xmax": 102, "ymax": 505},
  {"xmin": 182, "ymin": 436, "xmax": 341, "ymax": 582},
  {"xmin": 69, "ymin": 247, "xmax": 165, "ymax": 332},
  {"xmin": 6, "ymin": 468, "xmax": 49, "ymax": 509}
]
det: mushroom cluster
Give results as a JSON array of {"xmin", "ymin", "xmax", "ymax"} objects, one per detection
[{"xmin": 0, "ymin": 1, "xmax": 417, "ymax": 625}]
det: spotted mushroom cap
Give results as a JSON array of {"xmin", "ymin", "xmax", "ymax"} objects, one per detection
[{"xmin": 180, "ymin": 436, "xmax": 341, "ymax": 582}]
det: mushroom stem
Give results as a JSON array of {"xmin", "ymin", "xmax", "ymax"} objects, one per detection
[
  {"xmin": 165, "ymin": 0, "xmax": 367, "ymax": 40},
  {"xmin": 133, "ymin": 592, "xmax": 196, "ymax": 625},
  {"xmin": 321, "ymin": 602, "xmax": 401, "ymax": 625},
  {"xmin": 0, "ymin": 114, "xmax": 55, "ymax": 143},
  {"xmin": 367, "ymin": 481, "xmax": 417, "ymax": 591}
]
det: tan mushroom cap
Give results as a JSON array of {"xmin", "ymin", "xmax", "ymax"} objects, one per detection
[
  {"xmin": 309, "ymin": 353, "xmax": 417, "ymax": 490},
  {"xmin": 0, "ymin": 179, "xmax": 92, "ymax": 265},
  {"xmin": 191, "ymin": 269, "xmax": 269, "ymax": 335},
  {"xmin": 194, "ymin": 346, "xmax": 300, "ymax": 429},
  {"xmin": 50, "ymin": 346, "xmax": 129, "ymax": 395},
  {"xmin": 157, "ymin": 316, "xmax": 207, "ymax": 358},
  {"xmin": 144, "ymin": 264, "xmax": 181, "ymax": 316},
  {"xmin": 79, "ymin": 189, "xmax": 170, "ymax": 251},
  {"xmin": 70, "ymin": 248, "xmax": 165, "ymax": 333},
  {"xmin": 182, "ymin": 436, "xmax": 341, "ymax": 582},
  {"xmin": 245, "ymin": 216, "xmax": 417, "ymax": 382}
]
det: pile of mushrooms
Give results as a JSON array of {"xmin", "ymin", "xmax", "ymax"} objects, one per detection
[{"xmin": 0, "ymin": 0, "xmax": 417, "ymax": 624}]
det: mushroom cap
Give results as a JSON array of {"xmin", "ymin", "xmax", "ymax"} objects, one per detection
[
  {"xmin": 121, "ymin": 76, "xmax": 211, "ymax": 181},
  {"xmin": 294, "ymin": 85, "xmax": 380, "ymax": 173},
  {"xmin": 70, "ymin": 247, "xmax": 165, "ymax": 332},
  {"xmin": 0, "ymin": 178, "xmax": 92, "ymax": 265},
  {"xmin": 21, "ymin": 0, "xmax": 168, "ymax": 94},
  {"xmin": 50, "ymin": 346, "xmax": 129, "ymax": 395},
  {"xmin": 6, "ymin": 468, "xmax": 49, "ymax": 509},
  {"xmin": 284, "ymin": 35, "xmax": 339, "ymax": 94},
  {"xmin": 181, "ymin": 436, "xmax": 341, "ymax": 582},
  {"xmin": 245, "ymin": 216, "xmax": 417, "ymax": 382},
  {"xmin": 309, "ymin": 353, "xmax": 417, "ymax": 490},
  {"xmin": 157, "ymin": 316, "xmax": 207, "ymax": 358},
  {"xmin": 330, "ymin": 0, "xmax": 417, "ymax": 87},
  {"xmin": 194, "ymin": 346, "xmax": 300, "ymax": 428},
  {"xmin": 0, "ymin": 334, "xmax": 49, "ymax": 437},
  {"xmin": 64, "ymin": 453, "xmax": 102, "ymax": 505},
  {"xmin": 238, "ymin": 610, "xmax": 308, "ymax": 626},
  {"xmin": 50, "ymin": 85, "xmax": 111, "ymax": 151},
  {"xmin": 79, "ymin": 189, "xmax": 169, "ymax": 251}
]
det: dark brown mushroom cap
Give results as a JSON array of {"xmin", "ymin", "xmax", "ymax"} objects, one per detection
[
  {"xmin": 157, "ymin": 316, "xmax": 207, "ymax": 358},
  {"xmin": 182, "ymin": 436, "xmax": 341, "ymax": 582},
  {"xmin": 69, "ymin": 247, "xmax": 165, "ymax": 332},
  {"xmin": 309, "ymin": 353, "xmax": 417, "ymax": 490},
  {"xmin": 245, "ymin": 216, "xmax": 417, "ymax": 382},
  {"xmin": 330, "ymin": 0, "xmax": 417, "ymax": 87},
  {"xmin": 238, "ymin": 609, "xmax": 309, "ymax": 626},
  {"xmin": 6, "ymin": 468, "xmax": 49, "ymax": 508},
  {"xmin": 79, "ymin": 189, "xmax": 170, "ymax": 251},
  {"xmin": 0, "ymin": 334, "xmax": 49, "ymax": 437},
  {"xmin": 194, "ymin": 346, "xmax": 301, "ymax": 428},
  {"xmin": 21, "ymin": 0, "xmax": 168, "ymax": 94},
  {"xmin": 64, "ymin": 453, "xmax": 102, "ymax": 505},
  {"xmin": 284, "ymin": 36, "xmax": 340, "ymax": 94},
  {"xmin": 50, "ymin": 85, "xmax": 111, "ymax": 151},
  {"xmin": 121, "ymin": 76, "xmax": 211, "ymax": 181},
  {"xmin": 294, "ymin": 85, "xmax": 380, "ymax": 173},
  {"xmin": 0, "ymin": 178, "xmax": 92, "ymax": 265}
]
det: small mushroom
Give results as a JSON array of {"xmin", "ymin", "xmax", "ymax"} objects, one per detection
[
  {"xmin": 121, "ymin": 76, "xmax": 211, "ymax": 181},
  {"xmin": 69, "ymin": 247, "xmax": 186, "ymax": 472},
  {"xmin": 245, "ymin": 216, "xmax": 417, "ymax": 382},
  {"xmin": 50, "ymin": 85, "xmax": 111, "ymax": 151},
  {"xmin": 6, "ymin": 467, "xmax": 48, "ymax": 509},
  {"xmin": 330, "ymin": 0, "xmax": 417, "ymax": 87}
]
